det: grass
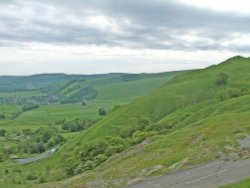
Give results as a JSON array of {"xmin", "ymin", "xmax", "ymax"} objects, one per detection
[
  {"xmin": 221, "ymin": 179, "xmax": 250, "ymax": 188},
  {"xmin": 0, "ymin": 100, "xmax": 124, "ymax": 127},
  {"xmin": 94, "ymin": 73, "xmax": 180, "ymax": 101}
]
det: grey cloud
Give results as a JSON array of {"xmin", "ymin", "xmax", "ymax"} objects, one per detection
[{"xmin": 0, "ymin": 0, "xmax": 250, "ymax": 52}]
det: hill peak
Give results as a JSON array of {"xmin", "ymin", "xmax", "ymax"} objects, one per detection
[
  {"xmin": 217, "ymin": 55, "xmax": 249, "ymax": 67},
  {"xmin": 225, "ymin": 55, "xmax": 249, "ymax": 62}
]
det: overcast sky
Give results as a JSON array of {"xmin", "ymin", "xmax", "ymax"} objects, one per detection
[{"xmin": 0, "ymin": 0, "xmax": 250, "ymax": 75}]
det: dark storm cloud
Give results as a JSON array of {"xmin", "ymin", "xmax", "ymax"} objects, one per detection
[{"xmin": 0, "ymin": 0, "xmax": 250, "ymax": 51}]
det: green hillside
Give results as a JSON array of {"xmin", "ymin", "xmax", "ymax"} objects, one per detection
[
  {"xmin": 73, "ymin": 56, "xmax": 250, "ymax": 141},
  {"xmin": 54, "ymin": 56, "xmax": 250, "ymax": 187}
]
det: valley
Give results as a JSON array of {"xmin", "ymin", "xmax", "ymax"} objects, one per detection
[
  {"xmin": 0, "ymin": 71, "xmax": 181, "ymax": 187},
  {"xmin": 1, "ymin": 0, "xmax": 249, "ymax": 187},
  {"xmin": 1, "ymin": 57, "xmax": 250, "ymax": 188}
]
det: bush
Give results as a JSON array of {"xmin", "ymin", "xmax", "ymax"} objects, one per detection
[
  {"xmin": 131, "ymin": 131, "xmax": 156, "ymax": 144},
  {"xmin": 22, "ymin": 104, "xmax": 39, "ymax": 112},
  {"xmin": 55, "ymin": 119, "xmax": 65, "ymax": 125},
  {"xmin": 98, "ymin": 108, "xmax": 107, "ymax": 116},
  {"xmin": 64, "ymin": 137, "xmax": 128, "ymax": 176},
  {"xmin": 26, "ymin": 174, "xmax": 38, "ymax": 181},
  {"xmin": 94, "ymin": 154, "xmax": 108, "ymax": 165},
  {"xmin": 33, "ymin": 143, "xmax": 46, "ymax": 153},
  {"xmin": 83, "ymin": 160, "xmax": 96, "ymax": 171},
  {"xmin": 74, "ymin": 164, "xmax": 85, "ymax": 174},
  {"xmin": 0, "ymin": 154, "xmax": 4, "ymax": 162},
  {"xmin": 54, "ymin": 135, "xmax": 66, "ymax": 145},
  {"xmin": 120, "ymin": 117, "xmax": 150, "ymax": 138},
  {"xmin": 216, "ymin": 73, "xmax": 229, "ymax": 86},
  {"xmin": 22, "ymin": 129, "xmax": 32, "ymax": 136},
  {"xmin": 38, "ymin": 176, "xmax": 47, "ymax": 184},
  {"xmin": 62, "ymin": 119, "xmax": 94, "ymax": 132},
  {"xmin": 47, "ymin": 140, "xmax": 55, "ymax": 148},
  {"xmin": 218, "ymin": 88, "xmax": 248, "ymax": 101},
  {"xmin": 0, "ymin": 129, "xmax": 6, "ymax": 137}
]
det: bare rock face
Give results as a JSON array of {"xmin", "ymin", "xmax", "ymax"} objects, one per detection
[{"xmin": 146, "ymin": 165, "xmax": 163, "ymax": 175}]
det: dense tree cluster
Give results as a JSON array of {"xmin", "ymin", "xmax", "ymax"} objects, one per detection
[
  {"xmin": 62, "ymin": 117, "xmax": 155, "ymax": 176},
  {"xmin": 1, "ymin": 126, "xmax": 66, "ymax": 160},
  {"xmin": 61, "ymin": 119, "xmax": 95, "ymax": 132},
  {"xmin": 216, "ymin": 73, "xmax": 229, "ymax": 86},
  {"xmin": 22, "ymin": 104, "xmax": 40, "ymax": 111},
  {"xmin": 98, "ymin": 108, "xmax": 107, "ymax": 116},
  {"xmin": 218, "ymin": 88, "xmax": 249, "ymax": 101},
  {"xmin": 0, "ymin": 129, "xmax": 6, "ymax": 137},
  {"xmin": 63, "ymin": 136, "xmax": 128, "ymax": 175}
]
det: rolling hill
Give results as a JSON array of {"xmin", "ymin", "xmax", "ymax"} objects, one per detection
[{"xmin": 0, "ymin": 72, "xmax": 182, "ymax": 105}]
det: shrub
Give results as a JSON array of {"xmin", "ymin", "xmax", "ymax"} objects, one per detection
[
  {"xmin": 131, "ymin": 131, "xmax": 155, "ymax": 144},
  {"xmin": 94, "ymin": 154, "xmax": 108, "ymax": 165},
  {"xmin": 47, "ymin": 140, "xmax": 55, "ymax": 148},
  {"xmin": 0, "ymin": 154, "xmax": 4, "ymax": 162},
  {"xmin": 38, "ymin": 176, "xmax": 47, "ymax": 184},
  {"xmin": 98, "ymin": 108, "xmax": 107, "ymax": 116},
  {"xmin": 215, "ymin": 73, "xmax": 229, "ymax": 86},
  {"xmin": 63, "ymin": 137, "xmax": 128, "ymax": 175},
  {"xmin": 55, "ymin": 119, "xmax": 65, "ymax": 125},
  {"xmin": 120, "ymin": 117, "xmax": 150, "ymax": 138},
  {"xmin": 83, "ymin": 160, "xmax": 96, "ymax": 171},
  {"xmin": 61, "ymin": 119, "xmax": 94, "ymax": 132},
  {"xmin": 0, "ymin": 129, "xmax": 6, "ymax": 137},
  {"xmin": 22, "ymin": 129, "xmax": 32, "ymax": 136},
  {"xmin": 26, "ymin": 174, "xmax": 38, "ymax": 181},
  {"xmin": 74, "ymin": 164, "xmax": 85, "ymax": 174},
  {"xmin": 218, "ymin": 88, "xmax": 249, "ymax": 101},
  {"xmin": 22, "ymin": 104, "xmax": 39, "ymax": 112}
]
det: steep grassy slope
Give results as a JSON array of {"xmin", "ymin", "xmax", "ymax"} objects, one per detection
[
  {"xmin": 54, "ymin": 56, "xmax": 250, "ymax": 187},
  {"xmin": 60, "ymin": 96, "xmax": 250, "ymax": 187},
  {"xmin": 74, "ymin": 56, "xmax": 250, "ymax": 141}
]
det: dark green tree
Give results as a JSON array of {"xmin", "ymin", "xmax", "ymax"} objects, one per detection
[
  {"xmin": 216, "ymin": 73, "xmax": 229, "ymax": 86},
  {"xmin": 98, "ymin": 108, "xmax": 107, "ymax": 116},
  {"xmin": 0, "ymin": 129, "xmax": 6, "ymax": 137}
]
